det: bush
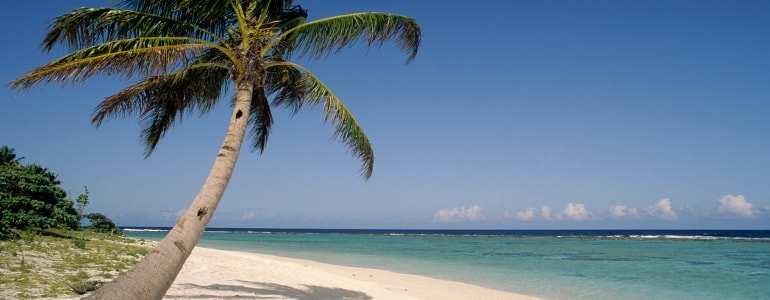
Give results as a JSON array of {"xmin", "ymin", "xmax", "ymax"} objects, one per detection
[
  {"xmin": 84, "ymin": 213, "xmax": 123, "ymax": 235},
  {"xmin": 68, "ymin": 280, "xmax": 102, "ymax": 295},
  {"xmin": 72, "ymin": 238, "xmax": 87, "ymax": 249},
  {"xmin": 1, "ymin": 147, "xmax": 79, "ymax": 239}
]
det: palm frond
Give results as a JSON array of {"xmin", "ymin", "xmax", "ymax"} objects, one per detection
[
  {"xmin": 92, "ymin": 63, "xmax": 230, "ymax": 155},
  {"xmin": 248, "ymin": 89, "xmax": 273, "ymax": 153},
  {"xmin": 274, "ymin": 12, "xmax": 420, "ymax": 63},
  {"xmin": 228, "ymin": 0, "xmax": 250, "ymax": 50},
  {"xmin": 247, "ymin": 0, "xmax": 296, "ymax": 21},
  {"xmin": 307, "ymin": 74, "xmax": 374, "ymax": 179},
  {"xmin": 250, "ymin": 59, "xmax": 305, "ymax": 153},
  {"xmin": 43, "ymin": 7, "xmax": 227, "ymax": 52},
  {"xmin": 120, "ymin": 0, "xmax": 233, "ymax": 24},
  {"xmin": 265, "ymin": 62, "xmax": 306, "ymax": 113},
  {"xmin": 139, "ymin": 93, "xmax": 180, "ymax": 156},
  {"xmin": 10, "ymin": 37, "xmax": 224, "ymax": 91},
  {"xmin": 92, "ymin": 63, "xmax": 229, "ymax": 125},
  {"xmin": 266, "ymin": 62, "xmax": 374, "ymax": 179}
]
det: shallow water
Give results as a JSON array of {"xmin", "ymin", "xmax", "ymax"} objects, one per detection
[{"xmin": 126, "ymin": 229, "xmax": 770, "ymax": 299}]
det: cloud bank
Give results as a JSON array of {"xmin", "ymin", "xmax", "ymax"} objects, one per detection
[
  {"xmin": 510, "ymin": 198, "xmax": 686, "ymax": 222},
  {"xmin": 434, "ymin": 205, "xmax": 485, "ymax": 222},
  {"xmin": 610, "ymin": 205, "xmax": 640, "ymax": 219},
  {"xmin": 562, "ymin": 203, "xmax": 590, "ymax": 221},
  {"xmin": 541, "ymin": 206, "xmax": 552, "ymax": 220},
  {"xmin": 477, "ymin": 194, "xmax": 762, "ymax": 224},
  {"xmin": 644, "ymin": 198, "xmax": 678, "ymax": 220},
  {"xmin": 717, "ymin": 194, "xmax": 754, "ymax": 217},
  {"xmin": 515, "ymin": 208, "xmax": 536, "ymax": 221}
]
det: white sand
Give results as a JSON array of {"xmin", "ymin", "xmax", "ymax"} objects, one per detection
[{"xmin": 165, "ymin": 246, "xmax": 544, "ymax": 300}]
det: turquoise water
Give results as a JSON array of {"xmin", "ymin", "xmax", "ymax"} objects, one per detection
[{"xmin": 126, "ymin": 229, "xmax": 770, "ymax": 299}]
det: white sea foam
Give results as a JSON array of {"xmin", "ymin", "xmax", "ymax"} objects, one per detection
[{"xmin": 122, "ymin": 228, "xmax": 167, "ymax": 232}]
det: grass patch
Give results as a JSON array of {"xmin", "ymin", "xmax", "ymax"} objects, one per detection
[{"xmin": 0, "ymin": 230, "xmax": 152, "ymax": 299}]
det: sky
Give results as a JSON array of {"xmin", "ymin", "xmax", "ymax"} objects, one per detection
[{"xmin": 2, "ymin": 1, "xmax": 769, "ymax": 229}]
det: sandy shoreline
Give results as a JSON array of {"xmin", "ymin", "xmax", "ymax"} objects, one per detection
[{"xmin": 163, "ymin": 246, "xmax": 544, "ymax": 299}]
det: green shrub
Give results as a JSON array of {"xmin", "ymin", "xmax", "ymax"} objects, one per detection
[
  {"xmin": 73, "ymin": 238, "xmax": 86, "ymax": 249},
  {"xmin": 84, "ymin": 213, "xmax": 123, "ymax": 235},
  {"xmin": 1, "ymin": 147, "xmax": 80, "ymax": 239}
]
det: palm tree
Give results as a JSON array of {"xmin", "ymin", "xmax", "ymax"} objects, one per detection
[
  {"xmin": 24, "ymin": 164, "xmax": 61, "ymax": 185},
  {"xmin": 10, "ymin": 0, "xmax": 420, "ymax": 298},
  {"xmin": 0, "ymin": 146, "xmax": 24, "ymax": 167}
]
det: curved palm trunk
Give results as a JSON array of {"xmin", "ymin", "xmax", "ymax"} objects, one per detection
[{"xmin": 85, "ymin": 81, "xmax": 255, "ymax": 300}]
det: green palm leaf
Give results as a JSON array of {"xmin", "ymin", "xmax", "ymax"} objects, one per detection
[
  {"xmin": 275, "ymin": 12, "xmax": 421, "ymax": 63},
  {"xmin": 94, "ymin": 64, "xmax": 230, "ymax": 155},
  {"xmin": 11, "ymin": 38, "xmax": 219, "ymax": 90},
  {"xmin": 43, "ymin": 7, "xmax": 226, "ymax": 52},
  {"xmin": 266, "ymin": 62, "xmax": 374, "ymax": 178},
  {"xmin": 307, "ymin": 73, "xmax": 374, "ymax": 179},
  {"xmin": 266, "ymin": 62, "xmax": 307, "ymax": 113},
  {"xmin": 249, "ymin": 89, "xmax": 273, "ymax": 153}
]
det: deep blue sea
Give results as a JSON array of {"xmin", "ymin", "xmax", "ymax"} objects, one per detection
[{"xmin": 125, "ymin": 228, "xmax": 770, "ymax": 299}]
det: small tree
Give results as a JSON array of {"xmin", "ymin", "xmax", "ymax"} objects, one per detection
[
  {"xmin": 84, "ymin": 213, "xmax": 123, "ymax": 235},
  {"xmin": 0, "ymin": 163, "xmax": 78, "ymax": 239},
  {"xmin": 0, "ymin": 146, "xmax": 79, "ymax": 239},
  {"xmin": 75, "ymin": 186, "xmax": 89, "ymax": 222}
]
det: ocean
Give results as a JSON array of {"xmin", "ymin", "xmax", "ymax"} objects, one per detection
[{"xmin": 125, "ymin": 229, "xmax": 770, "ymax": 299}]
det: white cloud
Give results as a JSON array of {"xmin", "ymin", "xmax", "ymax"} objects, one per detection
[
  {"xmin": 610, "ymin": 205, "xmax": 639, "ymax": 219},
  {"xmin": 515, "ymin": 208, "xmax": 536, "ymax": 221},
  {"xmin": 433, "ymin": 205, "xmax": 485, "ymax": 222},
  {"xmin": 645, "ymin": 198, "xmax": 677, "ymax": 220},
  {"xmin": 541, "ymin": 206, "xmax": 552, "ymax": 220},
  {"xmin": 563, "ymin": 203, "xmax": 590, "ymax": 221},
  {"xmin": 717, "ymin": 194, "xmax": 754, "ymax": 217}
]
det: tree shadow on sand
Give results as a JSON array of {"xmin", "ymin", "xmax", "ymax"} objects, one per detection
[{"xmin": 163, "ymin": 280, "xmax": 372, "ymax": 299}]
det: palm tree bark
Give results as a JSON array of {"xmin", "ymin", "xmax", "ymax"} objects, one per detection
[{"xmin": 85, "ymin": 81, "xmax": 255, "ymax": 300}]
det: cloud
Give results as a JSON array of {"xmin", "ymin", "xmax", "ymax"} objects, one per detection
[
  {"xmin": 433, "ymin": 205, "xmax": 485, "ymax": 222},
  {"xmin": 717, "ymin": 194, "xmax": 754, "ymax": 217},
  {"xmin": 515, "ymin": 208, "xmax": 537, "ymax": 221},
  {"xmin": 610, "ymin": 205, "xmax": 639, "ymax": 219},
  {"xmin": 645, "ymin": 198, "xmax": 677, "ymax": 220},
  {"xmin": 563, "ymin": 203, "xmax": 590, "ymax": 221},
  {"xmin": 541, "ymin": 206, "xmax": 552, "ymax": 220}
]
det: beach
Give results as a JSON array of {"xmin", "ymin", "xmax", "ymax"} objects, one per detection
[{"xmin": 166, "ymin": 246, "xmax": 542, "ymax": 299}]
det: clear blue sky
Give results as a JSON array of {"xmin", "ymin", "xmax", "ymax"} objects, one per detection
[{"xmin": 2, "ymin": 1, "xmax": 769, "ymax": 229}]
